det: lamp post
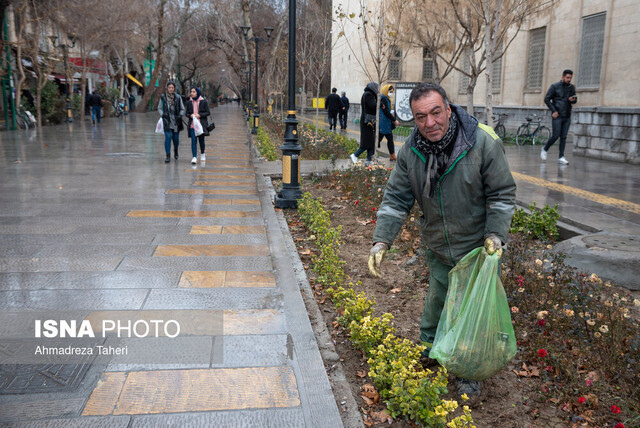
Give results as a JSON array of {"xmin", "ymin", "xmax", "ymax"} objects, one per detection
[
  {"xmin": 275, "ymin": 0, "xmax": 302, "ymax": 208},
  {"xmin": 240, "ymin": 25, "xmax": 273, "ymax": 134},
  {"xmin": 50, "ymin": 35, "xmax": 76, "ymax": 123}
]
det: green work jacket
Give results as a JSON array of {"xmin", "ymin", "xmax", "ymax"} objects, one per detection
[{"xmin": 372, "ymin": 105, "xmax": 517, "ymax": 266}]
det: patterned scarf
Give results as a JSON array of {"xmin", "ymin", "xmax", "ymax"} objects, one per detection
[
  {"xmin": 411, "ymin": 110, "xmax": 459, "ymax": 198},
  {"xmin": 166, "ymin": 92, "xmax": 176, "ymax": 110}
]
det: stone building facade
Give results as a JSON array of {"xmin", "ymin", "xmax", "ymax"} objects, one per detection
[{"xmin": 331, "ymin": 0, "xmax": 639, "ymax": 163}]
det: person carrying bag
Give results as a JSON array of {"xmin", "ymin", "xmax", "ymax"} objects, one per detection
[{"xmin": 185, "ymin": 87, "xmax": 211, "ymax": 165}]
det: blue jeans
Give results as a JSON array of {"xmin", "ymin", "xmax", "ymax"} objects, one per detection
[
  {"xmin": 544, "ymin": 116, "xmax": 571, "ymax": 158},
  {"xmin": 91, "ymin": 106, "xmax": 101, "ymax": 123},
  {"xmin": 353, "ymin": 147, "xmax": 374, "ymax": 161},
  {"xmin": 190, "ymin": 129, "xmax": 205, "ymax": 158},
  {"xmin": 164, "ymin": 130, "xmax": 179, "ymax": 155}
]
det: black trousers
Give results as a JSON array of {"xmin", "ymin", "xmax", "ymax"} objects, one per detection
[
  {"xmin": 544, "ymin": 116, "xmax": 571, "ymax": 158},
  {"xmin": 327, "ymin": 112, "xmax": 338, "ymax": 129},
  {"xmin": 338, "ymin": 111, "xmax": 348, "ymax": 129},
  {"xmin": 378, "ymin": 133, "xmax": 395, "ymax": 155}
]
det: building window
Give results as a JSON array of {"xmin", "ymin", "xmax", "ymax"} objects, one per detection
[
  {"xmin": 388, "ymin": 47, "xmax": 402, "ymax": 81},
  {"xmin": 422, "ymin": 48, "xmax": 435, "ymax": 81},
  {"xmin": 492, "ymin": 43, "xmax": 503, "ymax": 93},
  {"xmin": 578, "ymin": 13, "xmax": 606, "ymax": 88},
  {"xmin": 459, "ymin": 48, "xmax": 470, "ymax": 93},
  {"xmin": 526, "ymin": 27, "xmax": 546, "ymax": 90}
]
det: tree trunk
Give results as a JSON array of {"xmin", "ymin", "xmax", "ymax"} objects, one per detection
[
  {"xmin": 484, "ymin": 0, "xmax": 493, "ymax": 126},
  {"xmin": 136, "ymin": 0, "xmax": 166, "ymax": 112}
]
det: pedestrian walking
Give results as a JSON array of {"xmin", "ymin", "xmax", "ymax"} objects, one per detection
[
  {"xmin": 541, "ymin": 69, "xmax": 577, "ymax": 165},
  {"xmin": 325, "ymin": 87, "xmax": 343, "ymax": 131},
  {"xmin": 339, "ymin": 91, "xmax": 349, "ymax": 130},
  {"xmin": 350, "ymin": 82, "xmax": 378, "ymax": 163},
  {"xmin": 378, "ymin": 84, "xmax": 400, "ymax": 161},
  {"xmin": 158, "ymin": 82, "xmax": 186, "ymax": 163},
  {"xmin": 89, "ymin": 91, "xmax": 103, "ymax": 124},
  {"xmin": 185, "ymin": 87, "xmax": 211, "ymax": 165},
  {"xmin": 367, "ymin": 82, "xmax": 516, "ymax": 404}
]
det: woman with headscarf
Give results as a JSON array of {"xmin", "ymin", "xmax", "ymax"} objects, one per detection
[
  {"xmin": 379, "ymin": 84, "xmax": 400, "ymax": 161},
  {"xmin": 185, "ymin": 87, "xmax": 211, "ymax": 165},
  {"xmin": 158, "ymin": 81, "xmax": 186, "ymax": 163},
  {"xmin": 350, "ymin": 82, "xmax": 378, "ymax": 163}
]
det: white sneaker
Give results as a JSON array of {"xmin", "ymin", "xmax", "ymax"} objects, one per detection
[
  {"xmin": 558, "ymin": 157, "xmax": 569, "ymax": 165},
  {"xmin": 350, "ymin": 154, "xmax": 358, "ymax": 164},
  {"xmin": 540, "ymin": 149, "xmax": 547, "ymax": 161},
  {"xmin": 201, "ymin": 154, "xmax": 206, "ymax": 161},
  {"xmin": 191, "ymin": 157, "xmax": 197, "ymax": 164}
]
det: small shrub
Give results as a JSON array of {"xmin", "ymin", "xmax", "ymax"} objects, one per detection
[
  {"xmin": 255, "ymin": 126, "xmax": 278, "ymax": 161},
  {"xmin": 40, "ymin": 81, "xmax": 65, "ymax": 124},
  {"xmin": 510, "ymin": 202, "xmax": 560, "ymax": 241}
]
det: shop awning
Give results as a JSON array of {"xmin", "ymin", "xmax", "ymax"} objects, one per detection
[{"xmin": 127, "ymin": 73, "xmax": 143, "ymax": 87}]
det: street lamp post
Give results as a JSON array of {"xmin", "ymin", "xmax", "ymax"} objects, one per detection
[
  {"xmin": 240, "ymin": 26, "xmax": 273, "ymax": 134},
  {"xmin": 275, "ymin": 0, "xmax": 302, "ymax": 208},
  {"xmin": 50, "ymin": 35, "xmax": 76, "ymax": 123}
]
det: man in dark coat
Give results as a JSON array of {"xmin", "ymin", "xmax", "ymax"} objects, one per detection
[
  {"xmin": 350, "ymin": 82, "xmax": 378, "ymax": 163},
  {"xmin": 541, "ymin": 69, "xmax": 577, "ymax": 165},
  {"xmin": 339, "ymin": 91, "xmax": 350, "ymax": 129},
  {"xmin": 325, "ymin": 87, "xmax": 343, "ymax": 130}
]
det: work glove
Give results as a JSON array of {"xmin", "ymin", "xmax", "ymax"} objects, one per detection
[
  {"xmin": 484, "ymin": 235, "xmax": 503, "ymax": 258},
  {"xmin": 368, "ymin": 242, "xmax": 389, "ymax": 277}
]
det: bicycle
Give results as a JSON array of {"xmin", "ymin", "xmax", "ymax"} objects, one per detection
[
  {"xmin": 113, "ymin": 98, "xmax": 126, "ymax": 117},
  {"xmin": 515, "ymin": 114, "xmax": 551, "ymax": 146},
  {"xmin": 15, "ymin": 105, "xmax": 36, "ymax": 130},
  {"xmin": 491, "ymin": 113, "xmax": 507, "ymax": 139}
]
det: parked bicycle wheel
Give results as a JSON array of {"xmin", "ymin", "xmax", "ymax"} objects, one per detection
[
  {"xmin": 515, "ymin": 125, "xmax": 531, "ymax": 146},
  {"xmin": 532, "ymin": 126, "xmax": 551, "ymax": 145},
  {"xmin": 494, "ymin": 124, "xmax": 506, "ymax": 139},
  {"xmin": 15, "ymin": 114, "xmax": 29, "ymax": 130}
]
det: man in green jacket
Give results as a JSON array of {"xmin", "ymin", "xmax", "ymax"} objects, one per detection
[{"xmin": 368, "ymin": 82, "xmax": 516, "ymax": 402}]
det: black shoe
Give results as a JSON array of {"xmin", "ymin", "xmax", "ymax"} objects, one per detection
[
  {"xmin": 165, "ymin": 154, "xmax": 170, "ymax": 163},
  {"xmin": 174, "ymin": 152, "xmax": 179, "ymax": 160},
  {"xmin": 419, "ymin": 348, "xmax": 440, "ymax": 369}
]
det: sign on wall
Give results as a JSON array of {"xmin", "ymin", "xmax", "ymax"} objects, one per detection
[{"xmin": 395, "ymin": 82, "xmax": 420, "ymax": 123}]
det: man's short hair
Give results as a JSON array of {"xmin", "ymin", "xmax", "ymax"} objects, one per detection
[
  {"xmin": 409, "ymin": 82, "xmax": 449, "ymax": 108},
  {"xmin": 562, "ymin": 69, "xmax": 573, "ymax": 76},
  {"xmin": 341, "ymin": 92, "xmax": 346, "ymax": 96},
  {"xmin": 332, "ymin": 87, "xmax": 337, "ymax": 93}
]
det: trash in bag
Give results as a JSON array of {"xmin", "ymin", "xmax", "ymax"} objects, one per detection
[{"xmin": 430, "ymin": 247, "xmax": 516, "ymax": 381}]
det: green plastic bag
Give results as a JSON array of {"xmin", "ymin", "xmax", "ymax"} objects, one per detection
[{"xmin": 430, "ymin": 247, "xmax": 516, "ymax": 381}]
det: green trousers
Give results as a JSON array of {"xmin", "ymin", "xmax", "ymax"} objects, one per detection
[{"xmin": 420, "ymin": 249, "xmax": 454, "ymax": 346}]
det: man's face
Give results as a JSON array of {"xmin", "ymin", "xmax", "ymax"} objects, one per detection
[
  {"xmin": 411, "ymin": 91, "xmax": 451, "ymax": 142},
  {"xmin": 562, "ymin": 74, "xmax": 573, "ymax": 84},
  {"xmin": 167, "ymin": 84, "xmax": 175, "ymax": 94}
]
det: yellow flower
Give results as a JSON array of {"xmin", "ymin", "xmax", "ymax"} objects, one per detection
[
  {"xmin": 564, "ymin": 309, "xmax": 575, "ymax": 317},
  {"xmin": 594, "ymin": 332, "xmax": 601, "ymax": 338},
  {"xmin": 586, "ymin": 319, "xmax": 596, "ymax": 326},
  {"xmin": 547, "ymin": 245, "xmax": 553, "ymax": 249},
  {"xmin": 535, "ymin": 259, "xmax": 543, "ymax": 266},
  {"xmin": 518, "ymin": 287, "xmax": 525, "ymax": 293},
  {"xmin": 537, "ymin": 310, "xmax": 549, "ymax": 319},
  {"xmin": 461, "ymin": 393, "xmax": 469, "ymax": 401},
  {"xmin": 604, "ymin": 300, "xmax": 613, "ymax": 307},
  {"xmin": 511, "ymin": 306, "xmax": 519, "ymax": 313},
  {"xmin": 599, "ymin": 325, "xmax": 609, "ymax": 334},
  {"xmin": 634, "ymin": 299, "xmax": 640, "ymax": 307}
]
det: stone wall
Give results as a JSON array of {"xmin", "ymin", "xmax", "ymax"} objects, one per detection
[{"xmin": 572, "ymin": 107, "xmax": 640, "ymax": 164}]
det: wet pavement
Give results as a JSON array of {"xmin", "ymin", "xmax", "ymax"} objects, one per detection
[
  {"xmin": 0, "ymin": 106, "xmax": 344, "ymax": 426},
  {"xmin": 0, "ymin": 106, "xmax": 638, "ymax": 426}
]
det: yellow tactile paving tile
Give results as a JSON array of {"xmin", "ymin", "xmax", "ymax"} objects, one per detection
[
  {"xmin": 203, "ymin": 198, "xmax": 260, "ymax": 205},
  {"xmin": 153, "ymin": 244, "xmax": 269, "ymax": 257},
  {"xmin": 166, "ymin": 189, "xmax": 257, "ymax": 195},
  {"xmin": 82, "ymin": 372, "xmax": 126, "ymax": 416},
  {"xmin": 193, "ymin": 181, "xmax": 255, "ymax": 186},
  {"xmin": 223, "ymin": 225, "xmax": 266, "ymax": 234},
  {"xmin": 512, "ymin": 172, "xmax": 640, "ymax": 215},
  {"xmin": 190, "ymin": 225, "xmax": 224, "ymax": 234},
  {"xmin": 84, "ymin": 367, "xmax": 300, "ymax": 415},
  {"xmin": 179, "ymin": 271, "xmax": 276, "ymax": 288},
  {"xmin": 127, "ymin": 210, "xmax": 260, "ymax": 217},
  {"xmin": 85, "ymin": 309, "xmax": 281, "ymax": 336}
]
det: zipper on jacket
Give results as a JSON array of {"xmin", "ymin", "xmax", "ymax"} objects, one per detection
[{"xmin": 436, "ymin": 150, "xmax": 468, "ymax": 265}]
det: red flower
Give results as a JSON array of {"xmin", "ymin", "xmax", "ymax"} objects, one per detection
[
  {"xmin": 578, "ymin": 397, "xmax": 586, "ymax": 404},
  {"xmin": 614, "ymin": 423, "xmax": 625, "ymax": 428},
  {"xmin": 355, "ymin": 200, "xmax": 359, "ymax": 205},
  {"xmin": 517, "ymin": 275, "xmax": 525, "ymax": 287},
  {"xmin": 611, "ymin": 405, "xmax": 621, "ymax": 414},
  {"xmin": 372, "ymin": 207, "xmax": 376, "ymax": 211},
  {"xmin": 538, "ymin": 349, "xmax": 548, "ymax": 357},
  {"xmin": 537, "ymin": 319, "xmax": 546, "ymax": 327}
]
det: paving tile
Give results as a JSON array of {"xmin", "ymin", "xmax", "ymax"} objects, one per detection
[
  {"xmin": 143, "ymin": 288, "xmax": 282, "ymax": 310},
  {"xmin": 151, "ymin": 233, "xmax": 267, "ymax": 245},
  {"xmin": 153, "ymin": 244, "xmax": 269, "ymax": 257},
  {"xmin": 193, "ymin": 181, "xmax": 256, "ymax": 186},
  {"xmin": 189, "ymin": 225, "xmax": 223, "ymax": 234},
  {"xmin": 82, "ymin": 372, "xmax": 126, "ymax": 416},
  {"xmin": 117, "ymin": 256, "xmax": 272, "ymax": 272},
  {"xmin": 86, "ymin": 367, "xmax": 300, "ymax": 415},
  {"xmin": 129, "ymin": 407, "xmax": 304, "ymax": 427},
  {"xmin": 222, "ymin": 225, "xmax": 266, "ymax": 234},
  {"xmin": 0, "ymin": 398, "xmax": 86, "ymax": 423},
  {"xmin": 127, "ymin": 210, "xmax": 260, "ymax": 218},
  {"xmin": 178, "ymin": 271, "xmax": 278, "ymax": 288},
  {"xmin": 2, "ymin": 415, "xmax": 131, "ymax": 427},
  {"xmin": 0, "ymin": 289, "xmax": 148, "ymax": 310},
  {"xmin": 0, "ymin": 257, "xmax": 122, "ymax": 273}
]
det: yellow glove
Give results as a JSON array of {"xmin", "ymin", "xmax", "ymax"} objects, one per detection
[
  {"xmin": 368, "ymin": 242, "xmax": 389, "ymax": 277},
  {"xmin": 484, "ymin": 235, "xmax": 503, "ymax": 258}
]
